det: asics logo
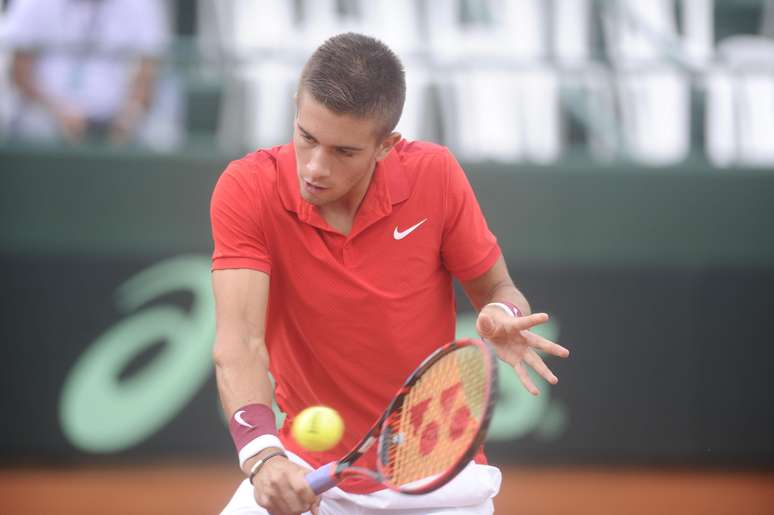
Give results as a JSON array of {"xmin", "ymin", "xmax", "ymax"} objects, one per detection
[{"xmin": 393, "ymin": 218, "xmax": 428, "ymax": 240}]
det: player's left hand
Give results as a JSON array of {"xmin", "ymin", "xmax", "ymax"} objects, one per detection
[{"xmin": 476, "ymin": 307, "xmax": 569, "ymax": 396}]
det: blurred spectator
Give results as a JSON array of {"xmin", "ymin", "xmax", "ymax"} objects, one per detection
[{"xmin": 3, "ymin": 0, "xmax": 170, "ymax": 145}]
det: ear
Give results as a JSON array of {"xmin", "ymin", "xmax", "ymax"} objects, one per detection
[{"xmin": 375, "ymin": 132, "xmax": 401, "ymax": 161}]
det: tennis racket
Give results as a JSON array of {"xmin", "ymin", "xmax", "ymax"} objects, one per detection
[{"xmin": 305, "ymin": 338, "xmax": 498, "ymax": 495}]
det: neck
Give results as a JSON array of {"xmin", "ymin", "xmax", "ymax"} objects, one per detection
[{"xmin": 319, "ymin": 164, "xmax": 377, "ymax": 235}]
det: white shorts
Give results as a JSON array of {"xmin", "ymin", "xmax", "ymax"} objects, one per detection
[{"xmin": 220, "ymin": 451, "xmax": 502, "ymax": 514}]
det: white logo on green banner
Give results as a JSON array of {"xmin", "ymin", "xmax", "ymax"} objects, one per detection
[
  {"xmin": 59, "ymin": 255, "xmax": 215, "ymax": 452},
  {"xmin": 60, "ymin": 255, "xmax": 566, "ymax": 453}
]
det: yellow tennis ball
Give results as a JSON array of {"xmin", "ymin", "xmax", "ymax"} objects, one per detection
[{"xmin": 291, "ymin": 406, "xmax": 344, "ymax": 452}]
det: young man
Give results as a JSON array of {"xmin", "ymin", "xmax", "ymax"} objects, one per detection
[{"xmin": 211, "ymin": 33, "xmax": 569, "ymax": 515}]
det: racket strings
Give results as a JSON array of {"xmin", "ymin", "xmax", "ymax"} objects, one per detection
[{"xmin": 381, "ymin": 345, "xmax": 489, "ymax": 489}]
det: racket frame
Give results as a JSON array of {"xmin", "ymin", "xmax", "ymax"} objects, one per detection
[{"xmin": 306, "ymin": 338, "xmax": 498, "ymax": 495}]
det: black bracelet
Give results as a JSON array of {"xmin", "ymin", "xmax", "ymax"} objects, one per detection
[{"xmin": 248, "ymin": 450, "xmax": 288, "ymax": 485}]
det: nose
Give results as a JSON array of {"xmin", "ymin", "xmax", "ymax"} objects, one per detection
[{"xmin": 306, "ymin": 147, "xmax": 330, "ymax": 181}]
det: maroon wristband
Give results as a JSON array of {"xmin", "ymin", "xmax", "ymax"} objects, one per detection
[
  {"xmin": 487, "ymin": 301, "xmax": 522, "ymax": 318},
  {"xmin": 501, "ymin": 301, "xmax": 522, "ymax": 317},
  {"xmin": 228, "ymin": 403, "xmax": 281, "ymax": 467}
]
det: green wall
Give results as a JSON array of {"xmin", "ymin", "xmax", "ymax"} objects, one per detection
[{"xmin": 2, "ymin": 144, "xmax": 773, "ymax": 267}]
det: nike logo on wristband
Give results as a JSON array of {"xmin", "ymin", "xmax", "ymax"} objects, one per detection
[
  {"xmin": 234, "ymin": 410, "xmax": 254, "ymax": 428},
  {"xmin": 394, "ymin": 218, "xmax": 428, "ymax": 240}
]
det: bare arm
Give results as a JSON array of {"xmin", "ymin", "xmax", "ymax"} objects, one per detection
[
  {"xmin": 211, "ymin": 268, "xmax": 274, "ymax": 416},
  {"xmin": 126, "ymin": 57, "xmax": 159, "ymax": 112},
  {"xmin": 110, "ymin": 56, "xmax": 159, "ymax": 143},
  {"xmin": 11, "ymin": 51, "xmax": 50, "ymax": 108},
  {"xmin": 460, "ymin": 255, "xmax": 531, "ymax": 316},
  {"xmin": 212, "ymin": 268, "xmax": 318, "ymax": 513},
  {"xmin": 461, "ymin": 255, "xmax": 569, "ymax": 396},
  {"xmin": 11, "ymin": 50, "xmax": 85, "ymax": 141}
]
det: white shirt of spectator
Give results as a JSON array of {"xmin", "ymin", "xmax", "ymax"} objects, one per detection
[{"xmin": 3, "ymin": 0, "xmax": 168, "ymax": 122}]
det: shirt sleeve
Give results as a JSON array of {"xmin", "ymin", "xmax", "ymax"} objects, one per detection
[
  {"xmin": 440, "ymin": 150, "xmax": 501, "ymax": 281},
  {"xmin": 210, "ymin": 162, "xmax": 272, "ymax": 274},
  {"xmin": 2, "ymin": 0, "xmax": 52, "ymax": 49},
  {"xmin": 129, "ymin": 0, "xmax": 170, "ymax": 57}
]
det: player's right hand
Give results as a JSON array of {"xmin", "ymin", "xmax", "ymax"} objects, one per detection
[{"xmin": 252, "ymin": 455, "xmax": 320, "ymax": 515}]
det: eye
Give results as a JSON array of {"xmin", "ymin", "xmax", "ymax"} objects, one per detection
[
  {"xmin": 297, "ymin": 130, "xmax": 316, "ymax": 144},
  {"xmin": 337, "ymin": 148, "xmax": 354, "ymax": 157}
]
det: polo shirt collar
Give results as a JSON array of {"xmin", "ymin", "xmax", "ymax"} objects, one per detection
[{"xmin": 276, "ymin": 142, "xmax": 409, "ymax": 235}]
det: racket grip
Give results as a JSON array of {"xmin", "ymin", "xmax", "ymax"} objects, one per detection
[{"xmin": 305, "ymin": 462, "xmax": 338, "ymax": 494}]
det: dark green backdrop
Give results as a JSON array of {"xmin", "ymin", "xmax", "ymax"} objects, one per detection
[{"xmin": 1, "ymin": 144, "xmax": 773, "ymax": 466}]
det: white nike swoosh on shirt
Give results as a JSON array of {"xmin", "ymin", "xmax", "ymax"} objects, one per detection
[{"xmin": 393, "ymin": 218, "xmax": 428, "ymax": 240}]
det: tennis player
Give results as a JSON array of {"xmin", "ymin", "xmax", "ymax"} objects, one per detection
[{"xmin": 211, "ymin": 32, "xmax": 569, "ymax": 515}]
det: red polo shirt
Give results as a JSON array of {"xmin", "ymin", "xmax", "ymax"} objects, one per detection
[{"xmin": 211, "ymin": 140, "xmax": 500, "ymax": 493}]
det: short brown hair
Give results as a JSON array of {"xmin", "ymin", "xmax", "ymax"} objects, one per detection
[{"xmin": 298, "ymin": 32, "xmax": 406, "ymax": 137}]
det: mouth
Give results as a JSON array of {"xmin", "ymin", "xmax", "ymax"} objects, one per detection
[{"xmin": 302, "ymin": 179, "xmax": 328, "ymax": 195}]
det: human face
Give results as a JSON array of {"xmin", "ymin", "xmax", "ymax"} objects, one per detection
[{"xmin": 294, "ymin": 92, "xmax": 399, "ymax": 211}]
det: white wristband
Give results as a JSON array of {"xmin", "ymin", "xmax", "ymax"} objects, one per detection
[
  {"xmin": 238, "ymin": 434, "xmax": 284, "ymax": 469},
  {"xmin": 486, "ymin": 302, "xmax": 520, "ymax": 318}
]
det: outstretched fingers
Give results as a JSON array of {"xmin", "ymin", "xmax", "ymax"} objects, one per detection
[
  {"xmin": 514, "ymin": 361, "xmax": 540, "ymax": 396},
  {"xmin": 478, "ymin": 311, "xmax": 550, "ymax": 341},
  {"xmin": 523, "ymin": 330, "xmax": 570, "ymax": 358},
  {"xmin": 511, "ymin": 312, "xmax": 550, "ymax": 331},
  {"xmin": 524, "ymin": 349, "xmax": 558, "ymax": 385}
]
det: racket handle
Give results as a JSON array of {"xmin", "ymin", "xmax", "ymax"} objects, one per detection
[{"xmin": 306, "ymin": 462, "xmax": 338, "ymax": 494}]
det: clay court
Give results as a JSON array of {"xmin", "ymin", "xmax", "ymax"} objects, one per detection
[{"xmin": 2, "ymin": 464, "xmax": 773, "ymax": 514}]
